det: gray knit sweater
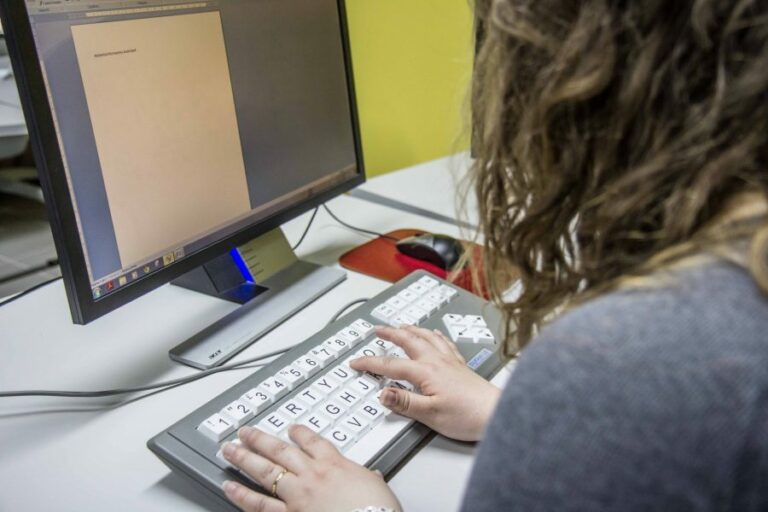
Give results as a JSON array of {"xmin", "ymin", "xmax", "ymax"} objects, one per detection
[{"xmin": 461, "ymin": 261, "xmax": 768, "ymax": 511}]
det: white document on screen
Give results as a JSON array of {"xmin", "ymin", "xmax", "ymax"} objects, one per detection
[{"xmin": 72, "ymin": 11, "xmax": 251, "ymax": 267}]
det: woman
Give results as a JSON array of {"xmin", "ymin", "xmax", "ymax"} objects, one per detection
[{"xmin": 219, "ymin": 0, "xmax": 768, "ymax": 510}]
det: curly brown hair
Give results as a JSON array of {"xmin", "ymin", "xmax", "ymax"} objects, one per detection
[{"xmin": 471, "ymin": 0, "xmax": 768, "ymax": 353}]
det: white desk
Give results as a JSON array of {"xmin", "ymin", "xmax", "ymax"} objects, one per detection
[
  {"xmin": 0, "ymin": 158, "xmax": 508, "ymax": 511},
  {"xmin": 355, "ymin": 153, "xmax": 480, "ymax": 231}
]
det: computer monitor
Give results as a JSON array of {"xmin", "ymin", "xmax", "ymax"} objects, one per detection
[{"xmin": 0, "ymin": 0, "xmax": 364, "ymax": 367}]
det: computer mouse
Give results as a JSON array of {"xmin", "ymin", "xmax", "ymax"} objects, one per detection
[{"xmin": 395, "ymin": 233, "xmax": 465, "ymax": 270}]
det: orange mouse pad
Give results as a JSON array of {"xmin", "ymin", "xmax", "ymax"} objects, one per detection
[{"xmin": 338, "ymin": 229, "xmax": 488, "ymax": 298}]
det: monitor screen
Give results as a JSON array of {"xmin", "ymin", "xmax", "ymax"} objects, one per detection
[{"xmin": 7, "ymin": 0, "xmax": 362, "ymax": 319}]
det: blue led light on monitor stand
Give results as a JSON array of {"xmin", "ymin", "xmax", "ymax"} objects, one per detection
[{"xmin": 230, "ymin": 248, "xmax": 254, "ymax": 283}]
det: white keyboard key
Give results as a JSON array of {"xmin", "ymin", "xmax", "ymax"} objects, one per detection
[
  {"xmin": 391, "ymin": 313, "xmax": 417, "ymax": 327},
  {"xmin": 333, "ymin": 388, "xmax": 363, "ymax": 408},
  {"xmin": 277, "ymin": 365, "xmax": 306, "ymax": 389},
  {"xmin": 340, "ymin": 413, "xmax": 369, "ymax": 436},
  {"xmin": 358, "ymin": 400, "xmax": 387, "ymax": 423},
  {"xmin": 407, "ymin": 282, "xmax": 429, "ymax": 296},
  {"xmin": 241, "ymin": 388, "xmax": 272, "ymax": 412},
  {"xmin": 372, "ymin": 337, "xmax": 395, "ymax": 354},
  {"xmin": 371, "ymin": 304, "xmax": 398, "ymax": 323},
  {"xmin": 340, "ymin": 354, "xmax": 361, "ymax": 370},
  {"xmin": 468, "ymin": 326, "xmax": 495, "ymax": 343},
  {"xmin": 465, "ymin": 315, "xmax": 487, "ymax": 328},
  {"xmin": 278, "ymin": 399, "xmax": 309, "ymax": 421},
  {"xmin": 259, "ymin": 376, "xmax": 289, "ymax": 400},
  {"xmin": 311, "ymin": 375, "xmax": 342, "ymax": 396},
  {"xmin": 437, "ymin": 285, "xmax": 458, "ymax": 301},
  {"xmin": 198, "ymin": 413, "xmax": 235, "ymax": 442},
  {"xmin": 222, "ymin": 400, "xmax": 255, "ymax": 427},
  {"xmin": 310, "ymin": 346, "xmax": 336, "ymax": 366},
  {"xmin": 388, "ymin": 379, "xmax": 416, "ymax": 392},
  {"xmin": 415, "ymin": 298, "xmax": 439, "ymax": 315},
  {"xmin": 324, "ymin": 426, "xmax": 354, "ymax": 451},
  {"xmin": 448, "ymin": 325, "xmax": 475, "ymax": 344},
  {"xmin": 329, "ymin": 364, "xmax": 356, "ymax": 383},
  {"xmin": 322, "ymin": 336, "xmax": 350, "ymax": 355},
  {"xmin": 296, "ymin": 386, "xmax": 323, "ymax": 407},
  {"xmin": 258, "ymin": 412, "xmax": 290, "ymax": 436},
  {"xmin": 350, "ymin": 319, "xmax": 375, "ymax": 338},
  {"xmin": 354, "ymin": 345, "xmax": 380, "ymax": 359},
  {"xmin": 443, "ymin": 313, "xmax": 465, "ymax": 327},
  {"xmin": 299, "ymin": 412, "xmax": 332, "ymax": 434},
  {"xmin": 295, "ymin": 355, "xmax": 322, "ymax": 376},
  {"xmin": 363, "ymin": 342, "xmax": 387, "ymax": 357},
  {"xmin": 426, "ymin": 291, "xmax": 448, "ymax": 306},
  {"xmin": 417, "ymin": 275, "xmax": 440, "ymax": 290},
  {"xmin": 385, "ymin": 296, "xmax": 409, "ymax": 310},
  {"xmin": 458, "ymin": 332, "xmax": 476, "ymax": 344},
  {"xmin": 388, "ymin": 347, "xmax": 409, "ymax": 359},
  {"xmin": 344, "ymin": 413, "xmax": 413, "ymax": 466},
  {"xmin": 396, "ymin": 289, "xmax": 419, "ymax": 304},
  {"xmin": 338, "ymin": 326, "xmax": 365, "ymax": 346},
  {"xmin": 348, "ymin": 375, "xmax": 379, "ymax": 396},
  {"xmin": 364, "ymin": 371, "xmax": 389, "ymax": 388},
  {"xmin": 403, "ymin": 305, "xmax": 428, "ymax": 323},
  {"xmin": 216, "ymin": 438, "xmax": 243, "ymax": 468},
  {"xmin": 319, "ymin": 400, "xmax": 346, "ymax": 421}
]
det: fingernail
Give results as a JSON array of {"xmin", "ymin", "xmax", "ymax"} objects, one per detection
[
  {"xmin": 380, "ymin": 389, "xmax": 396, "ymax": 407},
  {"xmin": 222, "ymin": 442, "xmax": 236, "ymax": 458},
  {"xmin": 222, "ymin": 480, "xmax": 237, "ymax": 494}
]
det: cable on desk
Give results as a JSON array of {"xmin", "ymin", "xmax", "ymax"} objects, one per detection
[
  {"xmin": 327, "ymin": 297, "xmax": 371, "ymax": 326},
  {"xmin": 291, "ymin": 206, "xmax": 319, "ymax": 251},
  {"xmin": 0, "ymin": 275, "xmax": 62, "ymax": 309},
  {"xmin": 0, "ymin": 347, "xmax": 291, "ymax": 399},
  {"xmin": 0, "ymin": 297, "xmax": 373, "ymax": 400},
  {"xmin": 323, "ymin": 204, "xmax": 400, "ymax": 242},
  {"xmin": 66, "ymin": 361, "xmax": 274, "ymax": 412},
  {"xmin": 0, "ymin": 258, "xmax": 60, "ymax": 286}
]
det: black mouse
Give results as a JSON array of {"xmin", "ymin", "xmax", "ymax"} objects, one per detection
[{"xmin": 395, "ymin": 233, "xmax": 464, "ymax": 270}]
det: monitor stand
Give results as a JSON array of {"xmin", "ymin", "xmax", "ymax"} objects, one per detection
[{"xmin": 168, "ymin": 228, "xmax": 346, "ymax": 370}]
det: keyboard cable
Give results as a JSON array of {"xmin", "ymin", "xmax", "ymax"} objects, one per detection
[
  {"xmin": 0, "ymin": 203, "xmax": 391, "ymax": 401},
  {"xmin": 0, "ymin": 297, "xmax": 371, "ymax": 401},
  {"xmin": 291, "ymin": 206, "xmax": 319, "ymax": 251},
  {"xmin": 0, "ymin": 275, "xmax": 62, "ymax": 309},
  {"xmin": 323, "ymin": 204, "xmax": 400, "ymax": 242}
]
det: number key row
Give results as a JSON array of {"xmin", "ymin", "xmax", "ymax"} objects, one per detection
[{"xmin": 197, "ymin": 318, "xmax": 375, "ymax": 442}]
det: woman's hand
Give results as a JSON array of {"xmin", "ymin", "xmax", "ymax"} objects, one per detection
[
  {"xmin": 350, "ymin": 325, "xmax": 501, "ymax": 442},
  {"xmin": 221, "ymin": 425, "xmax": 401, "ymax": 512}
]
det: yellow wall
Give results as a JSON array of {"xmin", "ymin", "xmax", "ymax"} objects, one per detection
[{"xmin": 346, "ymin": 1, "xmax": 475, "ymax": 176}]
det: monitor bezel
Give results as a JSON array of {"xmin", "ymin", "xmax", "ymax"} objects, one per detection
[{"xmin": 0, "ymin": 0, "xmax": 366, "ymax": 324}]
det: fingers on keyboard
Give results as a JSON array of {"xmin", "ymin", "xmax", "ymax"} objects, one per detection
[
  {"xmin": 374, "ymin": 326, "xmax": 433, "ymax": 359},
  {"xmin": 288, "ymin": 425, "xmax": 339, "ymax": 459},
  {"xmin": 349, "ymin": 356, "xmax": 423, "ymax": 385},
  {"xmin": 238, "ymin": 426, "xmax": 309, "ymax": 474},
  {"xmin": 401, "ymin": 325, "xmax": 457, "ymax": 357}
]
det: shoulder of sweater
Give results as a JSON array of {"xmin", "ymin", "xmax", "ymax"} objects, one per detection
[{"xmin": 521, "ymin": 260, "xmax": 768, "ymax": 372}]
